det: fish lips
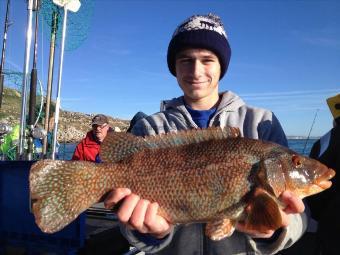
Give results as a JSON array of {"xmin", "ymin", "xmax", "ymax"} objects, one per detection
[
  {"xmin": 315, "ymin": 168, "xmax": 336, "ymax": 190},
  {"xmin": 297, "ymin": 168, "xmax": 336, "ymax": 198}
]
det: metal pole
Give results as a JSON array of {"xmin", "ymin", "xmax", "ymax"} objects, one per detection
[
  {"xmin": 18, "ymin": 0, "xmax": 34, "ymax": 159},
  {"xmin": 51, "ymin": 7, "xmax": 68, "ymax": 160},
  {"xmin": 42, "ymin": 10, "xmax": 58, "ymax": 157},
  {"xmin": 0, "ymin": 0, "xmax": 11, "ymax": 109}
]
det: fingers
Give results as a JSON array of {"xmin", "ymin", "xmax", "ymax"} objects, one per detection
[
  {"xmin": 104, "ymin": 188, "xmax": 131, "ymax": 209},
  {"xmin": 236, "ymin": 222, "xmax": 274, "ymax": 238},
  {"xmin": 278, "ymin": 191, "xmax": 305, "ymax": 228},
  {"xmin": 280, "ymin": 191, "xmax": 305, "ymax": 214},
  {"xmin": 144, "ymin": 202, "xmax": 159, "ymax": 229},
  {"xmin": 145, "ymin": 202, "xmax": 172, "ymax": 239},
  {"xmin": 129, "ymin": 199, "xmax": 150, "ymax": 233},
  {"xmin": 105, "ymin": 189, "xmax": 172, "ymax": 239},
  {"xmin": 123, "ymin": 199, "xmax": 171, "ymax": 237},
  {"xmin": 117, "ymin": 194, "xmax": 141, "ymax": 224}
]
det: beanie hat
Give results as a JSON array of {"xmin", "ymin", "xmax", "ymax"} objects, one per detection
[{"xmin": 167, "ymin": 13, "xmax": 231, "ymax": 80}]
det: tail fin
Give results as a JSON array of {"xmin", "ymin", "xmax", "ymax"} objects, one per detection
[{"xmin": 30, "ymin": 160, "xmax": 105, "ymax": 233}]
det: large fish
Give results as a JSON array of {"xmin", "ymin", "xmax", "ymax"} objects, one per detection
[{"xmin": 30, "ymin": 127, "xmax": 335, "ymax": 240}]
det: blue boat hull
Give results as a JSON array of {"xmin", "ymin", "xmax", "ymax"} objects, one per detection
[{"xmin": 0, "ymin": 160, "xmax": 85, "ymax": 254}]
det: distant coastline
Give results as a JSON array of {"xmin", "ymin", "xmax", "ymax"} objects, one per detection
[
  {"xmin": 0, "ymin": 87, "xmax": 130, "ymax": 143},
  {"xmin": 0, "ymin": 87, "xmax": 322, "ymax": 143},
  {"xmin": 287, "ymin": 136, "xmax": 320, "ymax": 140}
]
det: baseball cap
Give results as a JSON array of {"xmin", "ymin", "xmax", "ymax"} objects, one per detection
[{"xmin": 91, "ymin": 114, "xmax": 109, "ymax": 125}]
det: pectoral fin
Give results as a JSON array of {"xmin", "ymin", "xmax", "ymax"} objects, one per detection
[
  {"xmin": 245, "ymin": 189, "xmax": 282, "ymax": 232},
  {"xmin": 205, "ymin": 218, "xmax": 235, "ymax": 241}
]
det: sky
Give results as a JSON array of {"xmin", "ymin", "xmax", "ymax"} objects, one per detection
[{"xmin": 0, "ymin": 0, "xmax": 339, "ymax": 137}]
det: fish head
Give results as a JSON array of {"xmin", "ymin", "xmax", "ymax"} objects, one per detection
[{"xmin": 263, "ymin": 151, "xmax": 335, "ymax": 199}]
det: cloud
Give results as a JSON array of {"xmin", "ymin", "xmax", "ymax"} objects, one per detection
[
  {"xmin": 241, "ymin": 88, "xmax": 338, "ymax": 112},
  {"xmin": 6, "ymin": 59, "xmax": 22, "ymax": 71},
  {"xmin": 90, "ymin": 42, "xmax": 132, "ymax": 56},
  {"xmin": 67, "ymin": 77, "xmax": 91, "ymax": 83},
  {"xmin": 231, "ymin": 62, "xmax": 281, "ymax": 72},
  {"xmin": 291, "ymin": 29, "xmax": 340, "ymax": 49},
  {"xmin": 135, "ymin": 69, "xmax": 168, "ymax": 78},
  {"xmin": 240, "ymin": 88, "xmax": 339, "ymax": 98},
  {"xmin": 302, "ymin": 36, "xmax": 340, "ymax": 48},
  {"xmin": 89, "ymin": 34, "xmax": 133, "ymax": 56},
  {"xmin": 62, "ymin": 97, "xmax": 86, "ymax": 102},
  {"xmin": 108, "ymin": 49, "xmax": 132, "ymax": 56}
]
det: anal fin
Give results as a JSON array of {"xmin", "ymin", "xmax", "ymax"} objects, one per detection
[{"xmin": 205, "ymin": 218, "xmax": 235, "ymax": 241}]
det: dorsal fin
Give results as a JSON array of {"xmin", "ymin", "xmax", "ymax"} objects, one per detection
[
  {"xmin": 100, "ymin": 126, "xmax": 240, "ymax": 163},
  {"xmin": 100, "ymin": 131, "xmax": 148, "ymax": 163},
  {"xmin": 144, "ymin": 126, "xmax": 240, "ymax": 149}
]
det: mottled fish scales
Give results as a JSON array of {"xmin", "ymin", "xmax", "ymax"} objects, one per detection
[{"xmin": 30, "ymin": 126, "xmax": 335, "ymax": 239}]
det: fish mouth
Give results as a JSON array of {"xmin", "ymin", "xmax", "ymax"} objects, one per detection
[
  {"xmin": 318, "ymin": 180, "xmax": 332, "ymax": 189},
  {"xmin": 316, "ymin": 168, "xmax": 336, "ymax": 189}
]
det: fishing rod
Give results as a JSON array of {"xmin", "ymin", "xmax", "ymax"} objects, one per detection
[
  {"xmin": 51, "ymin": 0, "xmax": 81, "ymax": 160},
  {"xmin": 27, "ymin": 1, "xmax": 41, "ymax": 160},
  {"xmin": 0, "ymin": 0, "xmax": 12, "ymax": 109},
  {"xmin": 42, "ymin": 10, "xmax": 58, "ymax": 158},
  {"xmin": 51, "ymin": 4, "xmax": 67, "ymax": 160},
  {"xmin": 18, "ymin": 0, "xmax": 36, "ymax": 159},
  {"xmin": 302, "ymin": 108, "xmax": 319, "ymax": 155}
]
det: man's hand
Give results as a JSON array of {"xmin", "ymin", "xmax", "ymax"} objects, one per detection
[
  {"xmin": 236, "ymin": 190, "xmax": 305, "ymax": 239},
  {"xmin": 104, "ymin": 188, "xmax": 172, "ymax": 239}
]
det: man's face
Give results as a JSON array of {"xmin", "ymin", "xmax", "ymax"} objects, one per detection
[
  {"xmin": 175, "ymin": 48, "xmax": 221, "ymax": 109},
  {"xmin": 92, "ymin": 123, "xmax": 109, "ymax": 143}
]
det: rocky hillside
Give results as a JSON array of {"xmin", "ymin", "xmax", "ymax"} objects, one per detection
[{"xmin": 0, "ymin": 87, "xmax": 130, "ymax": 143}]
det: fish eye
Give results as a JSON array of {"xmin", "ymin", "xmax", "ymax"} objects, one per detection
[{"xmin": 292, "ymin": 155, "xmax": 302, "ymax": 168}]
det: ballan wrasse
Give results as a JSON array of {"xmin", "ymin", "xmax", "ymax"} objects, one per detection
[{"xmin": 30, "ymin": 127, "xmax": 335, "ymax": 240}]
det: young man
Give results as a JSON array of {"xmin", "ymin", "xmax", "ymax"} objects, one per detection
[
  {"xmin": 104, "ymin": 14, "xmax": 307, "ymax": 254},
  {"xmin": 72, "ymin": 114, "xmax": 110, "ymax": 162}
]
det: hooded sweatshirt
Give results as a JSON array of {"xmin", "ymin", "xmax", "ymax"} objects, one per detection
[{"xmin": 131, "ymin": 91, "xmax": 288, "ymax": 146}]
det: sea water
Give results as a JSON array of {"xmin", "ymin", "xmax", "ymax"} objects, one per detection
[{"xmin": 58, "ymin": 139, "xmax": 318, "ymax": 161}]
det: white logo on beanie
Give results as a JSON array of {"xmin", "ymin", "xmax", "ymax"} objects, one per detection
[{"xmin": 173, "ymin": 13, "xmax": 227, "ymax": 38}]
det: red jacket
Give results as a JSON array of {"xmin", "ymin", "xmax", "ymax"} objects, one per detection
[{"xmin": 72, "ymin": 131, "xmax": 100, "ymax": 162}]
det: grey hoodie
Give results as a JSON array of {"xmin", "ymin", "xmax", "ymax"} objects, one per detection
[{"xmin": 122, "ymin": 91, "xmax": 306, "ymax": 255}]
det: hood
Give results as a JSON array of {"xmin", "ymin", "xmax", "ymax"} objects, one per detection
[{"xmin": 217, "ymin": 91, "xmax": 245, "ymax": 113}]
